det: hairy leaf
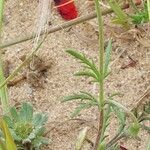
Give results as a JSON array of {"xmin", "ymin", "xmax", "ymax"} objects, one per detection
[
  {"xmin": 71, "ymin": 102, "xmax": 96, "ymax": 118},
  {"xmin": 63, "ymin": 91, "xmax": 97, "ymax": 104},
  {"xmin": 66, "ymin": 50, "xmax": 99, "ymax": 80},
  {"xmin": 19, "ymin": 102, "xmax": 33, "ymax": 122},
  {"xmin": 104, "ymin": 39, "xmax": 112, "ymax": 77},
  {"xmin": 10, "ymin": 107, "xmax": 20, "ymax": 123},
  {"xmin": 75, "ymin": 71, "xmax": 99, "ymax": 82}
]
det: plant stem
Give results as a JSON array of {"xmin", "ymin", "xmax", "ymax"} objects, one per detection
[
  {"xmin": 94, "ymin": 0, "xmax": 105, "ymax": 149},
  {"xmin": 95, "ymin": 1, "xmax": 104, "ymax": 108},
  {"xmin": 147, "ymin": 0, "xmax": 150, "ymax": 20},
  {"xmin": 0, "ymin": 0, "xmax": 9, "ymax": 114}
]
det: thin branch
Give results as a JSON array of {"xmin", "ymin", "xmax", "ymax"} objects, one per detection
[
  {"xmin": 0, "ymin": 2, "xmax": 141, "ymax": 49},
  {"xmin": 0, "ymin": 36, "xmax": 47, "ymax": 89},
  {"xmin": 106, "ymin": 133, "xmax": 125, "ymax": 149},
  {"xmin": 131, "ymin": 86, "xmax": 150, "ymax": 111}
]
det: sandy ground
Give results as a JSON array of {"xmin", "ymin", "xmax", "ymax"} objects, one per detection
[{"xmin": 1, "ymin": 0, "xmax": 150, "ymax": 149}]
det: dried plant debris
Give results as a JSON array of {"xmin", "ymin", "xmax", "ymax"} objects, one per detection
[
  {"xmin": 133, "ymin": 101, "xmax": 150, "ymax": 133},
  {"xmin": 3, "ymin": 60, "xmax": 11, "ymax": 78},
  {"xmin": 121, "ymin": 56, "xmax": 137, "ymax": 69},
  {"xmin": 132, "ymin": 88, "xmax": 150, "ymax": 133},
  {"xmin": 5, "ymin": 55, "xmax": 53, "ymax": 88}
]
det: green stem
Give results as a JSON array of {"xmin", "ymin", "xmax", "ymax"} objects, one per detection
[
  {"xmin": 108, "ymin": 0, "xmax": 130, "ymax": 29},
  {"xmin": 147, "ymin": 0, "xmax": 150, "ymax": 20},
  {"xmin": 94, "ymin": 0, "xmax": 105, "ymax": 149},
  {"xmin": 0, "ymin": 0, "xmax": 9, "ymax": 114},
  {"xmin": 95, "ymin": 0, "xmax": 104, "ymax": 109}
]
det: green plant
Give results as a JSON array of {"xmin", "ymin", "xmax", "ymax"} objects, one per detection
[
  {"xmin": 107, "ymin": 0, "xmax": 131, "ymax": 29},
  {"xmin": 0, "ymin": 0, "xmax": 10, "ymax": 114},
  {"xmin": 147, "ymin": 0, "xmax": 150, "ymax": 20},
  {"xmin": 0, "ymin": 118, "xmax": 17, "ymax": 150},
  {"xmin": 131, "ymin": 2, "xmax": 149, "ymax": 24},
  {"xmin": 64, "ymin": 0, "xmax": 141, "ymax": 149},
  {"xmin": 133, "ymin": 102, "xmax": 150, "ymax": 133},
  {"xmin": 3, "ymin": 102, "xmax": 48, "ymax": 150}
]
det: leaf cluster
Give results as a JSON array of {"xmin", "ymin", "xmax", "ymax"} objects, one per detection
[
  {"xmin": 133, "ymin": 102, "xmax": 150, "ymax": 133},
  {"xmin": 3, "ymin": 102, "xmax": 48, "ymax": 150},
  {"xmin": 64, "ymin": 40, "xmax": 111, "ymax": 117},
  {"xmin": 131, "ymin": 3, "xmax": 149, "ymax": 24}
]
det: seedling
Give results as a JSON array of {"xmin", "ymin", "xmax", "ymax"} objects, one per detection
[
  {"xmin": 131, "ymin": 2, "xmax": 149, "ymax": 24},
  {"xmin": 107, "ymin": 0, "xmax": 131, "ymax": 29},
  {"xmin": 133, "ymin": 102, "xmax": 150, "ymax": 133},
  {"xmin": 0, "ymin": 0, "xmax": 9, "ymax": 114},
  {"xmin": 3, "ymin": 102, "xmax": 48, "ymax": 150}
]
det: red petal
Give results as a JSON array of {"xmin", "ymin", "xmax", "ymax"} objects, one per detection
[{"xmin": 54, "ymin": 0, "xmax": 78, "ymax": 20}]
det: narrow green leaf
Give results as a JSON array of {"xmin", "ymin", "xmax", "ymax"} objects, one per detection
[
  {"xmin": 10, "ymin": 107, "xmax": 20, "ymax": 123},
  {"xmin": 33, "ymin": 113, "xmax": 42, "ymax": 126},
  {"xmin": 128, "ymin": 123, "xmax": 140, "ymax": 137},
  {"xmin": 75, "ymin": 71, "xmax": 99, "ymax": 82},
  {"xmin": 107, "ymin": 0, "xmax": 130, "ymax": 28},
  {"xmin": 147, "ymin": 137, "xmax": 150, "ymax": 150},
  {"xmin": 0, "ymin": 139, "xmax": 7, "ymax": 150},
  {"xmin": 104, "ymin": 40, "xmax": 112, "ymax": 77},
  {"xmin": 0, "ymin": 63, "xmax": 9, "ymax": 113},
  {"xmin": 66, "ymin": 50, "xmax": 100, "ymax": 79},
  {"xmin": 63, "ymin": 92, "xmax": 97, "ymax": 104},
  {"xmin": 131, "ymin": 3, "xmax": 149, "ymax": 24},
  {"xmin": 147, "ymin": 0, "xmax": 150, "ymax": 20},
  {"xmin": 71, "ymin": 103, "xmax": 95, "ymax": 118},
  {"xmin": 80, "ymin": 91, "xmax": 97, "ymax": 102},
  {"xmin": 75, "ymin": 127, "xmax": 88, "ymax": 150},
  {"xmin": 98, "ymin": 141, "xmax": 106, "ymax": 150},
  {"xmin": 0, "ymin": 0, "xmax": 9, "ymax": 114},
  {"xmin": 0, "ymin": 118, "xmax": 17, "ymax": 150},
  {"xmin": 19, "ymin": 102, "xmax": 33, "ymax": 122},
  {"xmin": 33, "ymin": 113, "xmax": 48, "ymax": 127},
  {"xmin": 3, "ymin": 115, "xmax": 13, "ymax": 127},
  {"xmin": 112, "ymin": 105, "xmax": 126, "ymax": 125}
]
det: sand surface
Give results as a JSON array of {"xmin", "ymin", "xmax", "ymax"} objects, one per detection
[{"xmin": 1, "ymin": 0, "xmax": 150, "ymax": 149}]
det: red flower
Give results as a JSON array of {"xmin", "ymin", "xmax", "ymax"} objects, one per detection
[{"xmin": 54, "ymin": 0, "xmax": 78, "ymax": 20}]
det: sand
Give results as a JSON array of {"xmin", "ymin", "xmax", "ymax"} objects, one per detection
[{"xmin": 1, "ymin": 0, "xmax": 150, "ymax": 149}]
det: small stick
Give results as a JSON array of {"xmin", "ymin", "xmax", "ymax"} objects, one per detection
[
  {"xmin": 131, "ymin": 86, "xmax": 150, "ymax": 111},
  {"xmin": 0, "ymin": 2, "xmax": 141, "ymax": 49},
  {"xmin": 121, "ymin": 56, "xmax": 137, "ymax": 69},
  {"xmin": 7, "ymin": 75, "xmax": 26, "ymax": 87}
]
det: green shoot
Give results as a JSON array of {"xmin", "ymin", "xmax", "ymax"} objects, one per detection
[
  {"xmin": 0, "ymin": 0, "xmax": 9, "ymax": 114},
  {"xmin": 147, "ymin": 0, "xmax": 150, "ymax": 20},
  {"xmin": 0, "ymin": 118, "xmax": 17, "ymax": 150},
  {"xmin": 107, "ymin": 0, "xmax": 130, "ymax": 29},
  {"xmin": 131, "ymin": 2, "xmax": 149, "ymax": 24}
]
